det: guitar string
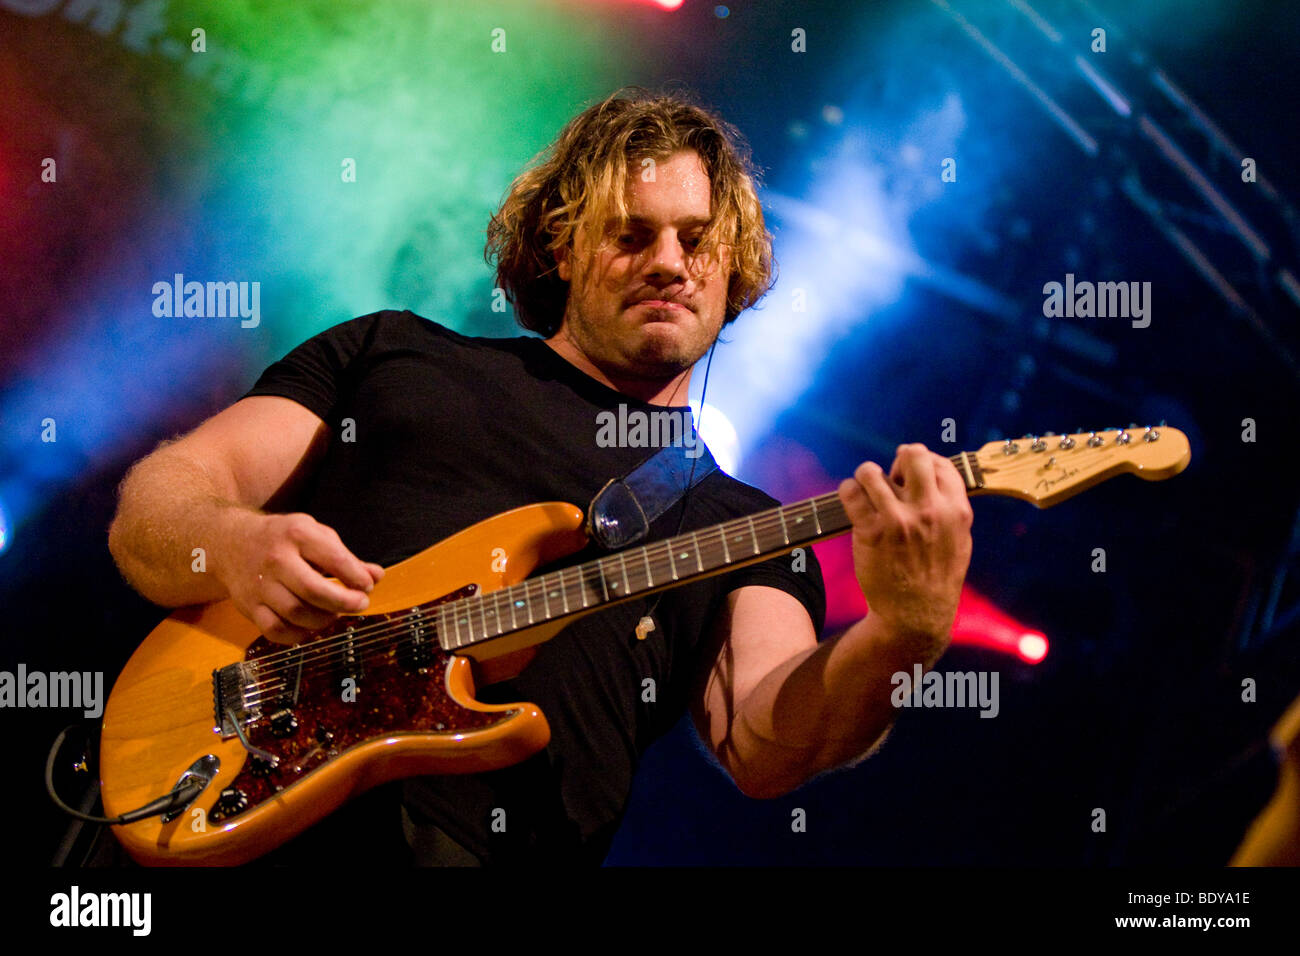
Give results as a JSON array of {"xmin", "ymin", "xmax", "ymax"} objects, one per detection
[
  {"xmin": 237, "ymin": 500, "xmax": 846, "ymax": 701},
  {"xmin": 234, "ymin": 455, "xmax": 987, "ymax": 699},
  {"xmin": 238, "ymin": 450, "xmax": 994, "ymax": 703},
  {"xmin": 237, "ymin": 451, "xmax": 977, "ymax": 681},
  {"xmin": 238, "ymin": 492, "xmax": 842, "ymax": 675},
  {"xmin": 235, "ymin": 449, "xmax": 996, "ymax": 697},
  {"xmin": 234, "ymin": 494, "xmax": 858, "ymax": 701},
  {"xmin": 235, "ymin": 437, "xmax": 1143, "ymax": 704}
]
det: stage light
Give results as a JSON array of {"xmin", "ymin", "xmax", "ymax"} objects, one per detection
[
  {"xmin": 710, "ymin": 87, "xmax": 987, "ymax": 474},
  {"xmin": 690, "ymin": 400, "xmax": 740, "ymax": 475},
  {"xmin": 1017, "ymin": 632, "xmax": 1049, "ymax": 663},
  {"xmin": 0, "ymin": 1, "xmax": 627, "ymax": 549},
  {"xmin": 951, "ymin": 587, "xmax": 1050, "ymax": 664},
  {"xmin": 813, "ymin": 534, "xmax": 1049, "ymax": 664},
  {"xmin": 611, "ymin": 0, "xmax": 684, "ymax": 9}
]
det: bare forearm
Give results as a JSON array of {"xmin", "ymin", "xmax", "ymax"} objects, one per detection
[
  {"xmin": 108, "ymin": 447, "xmax": 254, "ymax": 607},
  {"xmin": 724, "ymin": 614, "xmax": 947, "ymax": 798}
]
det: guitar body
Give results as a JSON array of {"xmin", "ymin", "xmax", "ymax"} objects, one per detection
[{"xmin": 100, "ymin": 501, "xmax": 589, "ymax": 866}]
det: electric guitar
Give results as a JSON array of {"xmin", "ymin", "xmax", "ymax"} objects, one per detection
[{"xmin": 100, "ymin": 426, "xmax": 1190, "ymax": 865}]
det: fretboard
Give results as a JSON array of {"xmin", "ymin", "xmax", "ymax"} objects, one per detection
[{"xmin": 433, "ymin": 450, "xmax": 983, "ymax": 651}]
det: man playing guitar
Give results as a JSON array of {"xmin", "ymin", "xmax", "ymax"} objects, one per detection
[{"xmin": 106, "ymin": 88, "xmax": 974, "ymax": 865}]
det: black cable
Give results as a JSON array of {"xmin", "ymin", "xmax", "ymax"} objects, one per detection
[{"xmin": 45, "ymin": 724, "xmax": 204, "ymax": 825}]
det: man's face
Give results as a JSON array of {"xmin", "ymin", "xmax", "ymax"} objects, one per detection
[{"xmin": 554, "ymin": 149, "xmax": 731, "ymax": 382}]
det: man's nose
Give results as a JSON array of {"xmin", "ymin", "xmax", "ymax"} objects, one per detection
[{"xmin": 644, "ymin": 231, "xmax": 687, "ymax": 283}]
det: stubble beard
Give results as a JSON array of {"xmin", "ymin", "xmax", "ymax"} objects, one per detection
[{"xmin": 566, "ymin": 304, "xmax": 721, "ymax": 384}]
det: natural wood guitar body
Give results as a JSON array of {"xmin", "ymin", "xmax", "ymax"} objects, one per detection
[{"xmin": 100, "ymin": 502, "xmax": 588, "ymax": 866}]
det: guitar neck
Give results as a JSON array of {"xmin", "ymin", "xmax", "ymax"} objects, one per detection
[
  {"xmin": 433, "ymin": 425, "xmax": 1190, "ymax": 653},
  {"xmin": 434, "ymin": 451, "xmax": 984, "ymax": 652},
  {"xmin": 435, "ymin": 489, "xmax": 852, "ymax": 652}
]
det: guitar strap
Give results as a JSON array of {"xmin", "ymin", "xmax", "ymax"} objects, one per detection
[{"xmin": 586, "ymin": 437, "xmax": 718, "ymax": 551}]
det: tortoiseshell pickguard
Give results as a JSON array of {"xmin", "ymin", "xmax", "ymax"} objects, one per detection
[{"xmin": 209, "ymin": 596, "xmax": 515, "ymax": 822}]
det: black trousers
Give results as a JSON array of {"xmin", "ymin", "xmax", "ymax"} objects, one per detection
[{"xmin": 401, "ymin": 805, "xmax": 482, "ymax": 866}]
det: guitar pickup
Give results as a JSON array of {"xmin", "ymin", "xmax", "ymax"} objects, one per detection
[
  {"xmin": 398, "ymin": 607, "xmax": 438, "ymax": 671},
  {"xmin": 337, "ymin": 624, "xmax": 364, "ymax": 684}
]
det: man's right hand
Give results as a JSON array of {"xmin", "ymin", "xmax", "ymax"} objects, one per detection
[
  {"xmin": 108, "ymin": 396, "xmax": 384, "ymax": 632},
  {"xmin": 217, "ymin": 509, "xmax": 385, "ymax": 645}
]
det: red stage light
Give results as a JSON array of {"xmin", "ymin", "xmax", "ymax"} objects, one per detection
[
  {"xmin": 757, "ymin": 442, "xmax": 1048, "ymax": 665},
  {"xmin": 812, "ymin": 537, "xmax": 1049, "ymax": 663},
  {"xmin": 607, "ymin": 0, "xmax": 683, "ymax": 9},
  {"xmin": 1017, "ymin": 633, "xmax": 1049, "ymax": 663},
  {"xmin": 951, "ymin": 587, "xmax": 1050, "ymax": 664}
]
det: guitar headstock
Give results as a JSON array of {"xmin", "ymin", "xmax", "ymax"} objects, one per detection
[{"xmin": 965, "ymin": 425, "xmax": 1190, "ymax": 508}]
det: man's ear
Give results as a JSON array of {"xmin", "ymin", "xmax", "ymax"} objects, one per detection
[{"xmin": 556, "ymin": 248, "xmax": 571, "ymax": 282}]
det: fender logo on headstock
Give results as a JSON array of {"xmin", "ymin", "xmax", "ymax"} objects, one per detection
[{"xmin": 1035, "ymin": 466, "xmax": 1081, "ymax": 493}]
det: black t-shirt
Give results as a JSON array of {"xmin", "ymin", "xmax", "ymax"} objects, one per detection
[{"xmin": 241, "ymin": 309, "xmax": 826, "ymax": 864}]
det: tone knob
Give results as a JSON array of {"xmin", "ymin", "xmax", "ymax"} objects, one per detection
[
  {"xmin": 270, "ymin": 709, "xmax": 299, "ymax": 738},
  {"xmin": 248, "ymin": 756, "xmax": 275, "ymax": 778},
  {"xmin": 211, "ymin": 787, "xmax": 250, "ymax": 821}
]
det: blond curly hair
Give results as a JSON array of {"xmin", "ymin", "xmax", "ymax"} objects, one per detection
[{"xmin": 486, "ymin": 87, "xmax": 774, "ymax": 336}]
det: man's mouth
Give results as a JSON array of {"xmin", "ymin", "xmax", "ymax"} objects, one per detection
[{"xmin": 630, "ymin": 299, "xmax": 691, "ymax": 312}]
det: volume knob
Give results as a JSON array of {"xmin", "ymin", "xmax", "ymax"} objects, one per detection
[{"xmin": 210, "ymin": 787, "xmax": 250, "ymax": 822}]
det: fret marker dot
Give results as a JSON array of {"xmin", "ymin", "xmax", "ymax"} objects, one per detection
[{"xmin": 514, "ymin": 600, "xmax": 525, "ymax": 608}]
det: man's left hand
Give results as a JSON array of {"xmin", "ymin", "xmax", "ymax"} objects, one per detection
[{"xmin": 836, "ymin": 443, "xmax": 974, "ymax": 657}]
